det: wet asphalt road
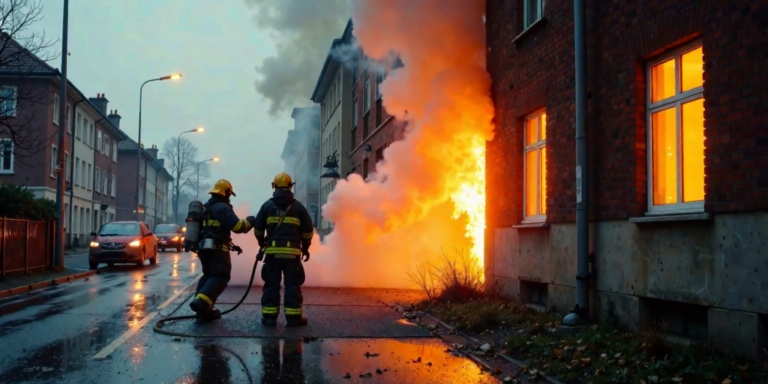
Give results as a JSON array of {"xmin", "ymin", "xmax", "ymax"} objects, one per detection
[
  {"xmin": 63, "ymin": 250, "xmax": 93, "ymax": 271},
  {"xmin": 0, "ymin": 252, "xmax": 499, "ymax": 384}
]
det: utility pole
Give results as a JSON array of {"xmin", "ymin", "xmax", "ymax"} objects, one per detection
[{"xmin": 54, "ymin": 0, "xmax": 70, "ymax": 270}]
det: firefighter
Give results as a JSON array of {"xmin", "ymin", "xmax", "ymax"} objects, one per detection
[
  {"xmin": 189, "ymin": 179, "xmax": 256, "ymax": 321},
  {"xmin": 253, "ymin": 172, "xmax": 314, "ymax": 326}
]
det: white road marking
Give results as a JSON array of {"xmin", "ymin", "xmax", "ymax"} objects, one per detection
[
  {"xmin": 157, "ymin": 274, "xmax": 202, "ymax": 310},
  {"xmin": 92, "ymin": 312, "xmax": 158, "ymax": 360},
  {"xmin": 91, "ymin": 274, "xmax": 201, "ymax": 360}
]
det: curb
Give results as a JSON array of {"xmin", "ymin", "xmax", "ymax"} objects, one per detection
[{"xmin": 0, "ymin": 270, "xmax": 97, "ymax": 299}]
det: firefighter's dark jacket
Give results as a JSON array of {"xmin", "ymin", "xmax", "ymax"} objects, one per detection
[
  {"xmin": 253, "ymin": 189, "xmax": 313, "ymax": 255},
  {"xmin": 204, "ymin": 194, "xmax": 252, "ymax": 244}
]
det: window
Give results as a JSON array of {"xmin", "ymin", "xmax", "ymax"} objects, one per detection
[
  {"xmin": 112, "ymin": 143, "xmax": 118, "ymax": 162},
  {"xmin": 87, "ymin": 164, "xmax": 92, "ymax": 189},
  {"xmin": 66, "ymin": 104, "xmax": 72, "ymax": 133},
  {"xmin": 362, "ymin": 158, "xmax": 369, "ymax": 180},
  {"xmin": 65, "ymin": 152, "xmax": 71, "ymax": 182},
  {"xmin": 94, "ymin": 167, "xmax": 101, "ymax": 193},
  {"xmin": 0, "ymin": 139, "xmax": 13, "ymax": 173},
  {"xmin": 523, "ymin": 110, "xmax": 547, "ymax": 222},
  {"xmin": 74, "ymin": 157, "xmax": 80, "ymax": 186},
  {"xmin": 111, "ymin": 174, "xmax": 116, "ymax": 197},
  {"xmin": 647, "ymin": 42, "xmax": 705, "ymax": 214},
  {"xmin": 352, "ymin": 99, "xmax": 358, "ymax": 127},
  {"xmin": 524, "ymin": 0, "xmax": 545, "ymax": 29},
  {"xmin": 97, "ymin": 130, "xmax": 103, "ymax": 153},
  {"xmin": 75, "ymin": 113, "xmax": 82, "ymax": 139},
  {"xmin": 104, "ymin": 136, "xmax": 110, "ymax": 157},
  {"xmin": 0, "ymin": 86, "xmax": 17, "ymax": 117},
  {"xmin": 364, "ymin": 79, "xmax": 371, "ymax": 112},
  {"xmin": 351, "ymin": 128, "xmax": 357, "ymax": 151},
  {"xmin": 53, "ymin": 95, "xmax": 60, "ymax": 125},
  {"xmin": 88, "ymin": 122, "xmax": 94, "ymax": 147},
  {"xmin": 140, "ymin": 160, "xmax": 146, "ymax": 177},
  {"xmin": 139, "ymin": 186, "xmax": 144, "ymax": 205},
  {"xmin": 50, "ymin": 145, "xmax": 58, "ymax": 177},
  {"xmin": 103, "ymin": 172, "xmax": 108, "ymax": 195},
  {"xmin": 376, "ymin": 71, "xmax": 384, "ymax": 99}
]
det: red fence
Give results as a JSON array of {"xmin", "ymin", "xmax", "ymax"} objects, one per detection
[{"xmin": 0, "ymin": 218, "xmax": 54, "ymax": 276}]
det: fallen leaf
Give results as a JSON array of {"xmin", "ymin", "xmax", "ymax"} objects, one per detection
[
  {"xmin": 721, "ymin": 378, "xmax": 732, "ymax": 384},
  {"xmin": 553, "ymin": 348, "xmax": 563, "ymax": 357},
  {"xmin": 671, "ymin": 377, "xmax": 683, "ymax": 382}
]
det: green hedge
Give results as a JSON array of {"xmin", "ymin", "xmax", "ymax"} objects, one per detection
[{"xmin": 0, "ymin": 183, "xmax": 57, "ymax": 221}]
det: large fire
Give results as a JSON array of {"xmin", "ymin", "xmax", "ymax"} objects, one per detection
[{"xmin": 231, "ymin": 0, "xmax": 493, "ymax": 289}]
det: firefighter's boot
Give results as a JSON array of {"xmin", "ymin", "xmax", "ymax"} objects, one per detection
[
  {"xmin": 286, "ymin": 314, "xmax": 308, "ymax": 327},
  {"xmin": 261, "ymin": 315, "xmax": 278, "ymax": 326},
  {"xmin": 190, "ymin": 295, "xmax": 216, "ymax": 321}
]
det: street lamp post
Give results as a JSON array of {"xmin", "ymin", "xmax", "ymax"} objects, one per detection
[
  {"xmin": 135, "ymin": 73, "xmax": 182, "ymax": 221},
  {"xmin": 196, "ymin": 158, "xmax": 219, "ymax": 200},
  {"xmin": 54, "ymin": 0, "xmax": 70, "ymax": 269},
  {"xmin": 174, "ymin": 127, "xmax": 203, "ymax": 222}
]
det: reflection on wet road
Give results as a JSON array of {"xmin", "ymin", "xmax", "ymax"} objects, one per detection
[
  {"xmin": 0, "ymin": 252, "xmax": 499, "ymax": 383},
  {"xmin": 0, "ymin": 251, "xmax": 199, "ymax": 383}
]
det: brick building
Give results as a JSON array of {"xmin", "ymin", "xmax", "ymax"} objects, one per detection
[
  {"xmin": 485, "ymin": 0, "xmax": 767, "ymax": 358},
  {"xmin": 0, "ymin": 34, "xmax": 127, "ymax": 246},
  {"xmin": 115, "ymin": 139, "xmax": 173, "ymax": 227},
  {"xmin": 349, "ymin": 37, "xmax": 406, "ymax": 180}
]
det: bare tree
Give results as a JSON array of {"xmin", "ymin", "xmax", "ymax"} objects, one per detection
[
  {"xmin": 161, "ymin": 136, "xmax": 199, "ymax": 223},
  {"xmin": 1, "ymin": 0, "xmax": 59, "ymax": 167}
]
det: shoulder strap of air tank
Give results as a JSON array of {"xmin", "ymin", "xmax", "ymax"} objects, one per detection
[{"xmin": 264, "ymin": 203, "xmax": 293, "ymax": 246}]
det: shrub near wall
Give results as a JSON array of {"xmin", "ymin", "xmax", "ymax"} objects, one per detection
[{"xmin": 0, "ymin": 183, "xmax": 56, "ymax": 221}]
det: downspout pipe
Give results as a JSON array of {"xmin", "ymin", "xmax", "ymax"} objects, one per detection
[
  {"xmin": 563, "ymin": 0, "xmax": 590, "ymax": 326},
  {"xmin": 67, "ymin": 98, "xmax": 87, "ymax": 248}
]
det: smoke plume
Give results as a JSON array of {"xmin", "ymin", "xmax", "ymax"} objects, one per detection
[
  {"xmin": 232, "ymin": 0, "xmax": 494, "ymax": 289},
  {"xmin": 245, "ymin": 0, "xmax": 350, "ymax": 116}
]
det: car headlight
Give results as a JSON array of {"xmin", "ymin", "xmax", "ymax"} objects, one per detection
[
  {"xmin": 128, "ymin": 240, "xmax": 141, "ymax": 247},
  {"xmin": 172, "ymin": 236, "xmax": 179, "ymax": 241},
  {"xmin": 90, "ymin": 241, "xmax": 99, "ymax": 247}
]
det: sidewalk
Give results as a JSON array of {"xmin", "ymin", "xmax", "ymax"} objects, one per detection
[
  {"xmin": 65, "ymin": 246, "xmax": 89, "ymax": 254},
  {"xmin": 0, "ymin": 268, "xmax": 95, "ymax": 299}
]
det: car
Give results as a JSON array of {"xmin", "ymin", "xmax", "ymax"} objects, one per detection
[
  {"xmin": 154, "ymin": 224, "xmax": 184, "ymax": 252},
  {"xmin": 88, "ymin": 221, "xmax": 159, "ymax": 270}
]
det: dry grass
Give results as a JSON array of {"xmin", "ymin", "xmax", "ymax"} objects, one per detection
[{"xmin": 406, "ymin": 249, "xmax": 484, "ymax": 303}]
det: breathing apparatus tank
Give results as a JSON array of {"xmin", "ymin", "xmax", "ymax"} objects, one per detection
[{"xmin": 184, "ymin": 200, "xmax": 204, "ymax": 252}]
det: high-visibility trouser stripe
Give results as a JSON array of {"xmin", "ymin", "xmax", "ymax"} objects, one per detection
[
  {"xmin": 262, "ymin": 306, "xmax": 279, "ymax": 315},
  {"xmin": 264, "ymin": 247, "xmax": 301, "ymax": 255},
  {"xmin": 196, "ymin": 293, "xmax": 213, "ymax": 306},
  {"xmin": 267, "ymin": 217, "xmax": 300, "ymax": 225},
  {"xmin": 285, "ymin": 307, "xmax": 302, "ymax": 315},
  {"xmin": 301, "ymin": 232, "xmax": 313, "ymax": 239}
]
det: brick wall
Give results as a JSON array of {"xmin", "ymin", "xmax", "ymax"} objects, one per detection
[{"xmin": 486, "ymin": 0, "xmax": 768, "ymax": 228}]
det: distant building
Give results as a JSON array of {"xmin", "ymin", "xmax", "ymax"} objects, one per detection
[
  {"xmin": 310, "ymin": 20, "xmax": 355, "ymax": 233},
  {"xmin": 115, "ymin": 140, "xmax": 173, "ymax": 228},
  {"xmin": 0, "ymin": 33, "xmax": 128, "ymax": 247},
  {"xmin": 281, "ymin": 107, "xmax": 321, "ymax": 227}
]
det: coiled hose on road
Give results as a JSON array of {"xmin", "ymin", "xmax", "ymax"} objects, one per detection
[{"xmin": 152, "ymin": 256, "xmax": 260, "ymax": 338}]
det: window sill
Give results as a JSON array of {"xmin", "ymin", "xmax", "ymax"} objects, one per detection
[
  {"xmin": 629, "ymin": 213, "xmax": 711, "ymax": 224},
  {"xmin": 0, "ymin": 171, "xmax": 14, "ymax": 175},
  {"xmin": 511, "ymin": 17, "xmax": 548, "ymax": 46},
  {"xmin": 513, "ymin": 222, "xmax": 550, "ymax": 229}
]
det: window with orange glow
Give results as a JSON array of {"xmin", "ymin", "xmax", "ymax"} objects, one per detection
[
  {"xmin": 523, "ymin": 110, "xmax": 547, "ymax": 222},
  {"xmin": 647, "ymin": 42, "xmax": 705, "ymax": 213}
]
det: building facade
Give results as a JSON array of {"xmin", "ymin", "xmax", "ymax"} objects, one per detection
[
  {"xmin": 281, "ymin": 107, "xmax": 321, "ymax": 227},
  {"xmin": 486, "ymin": 0, "xmax": 767, "ymax": 358},
  {"xmin": 115, "ymin": 140, "xmax": 173, "ymax": 227},
  {"xmin": 310, "ymin": 20, "xmax": 355, "ymax": 233},
  {"xmin": 0, "ymin": 35, "xmax": 128, "ymax": 247}
]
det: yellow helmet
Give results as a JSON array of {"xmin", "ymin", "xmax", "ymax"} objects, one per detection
[
  {"xmin": 272, "ymin": 172, "xmax": 294, "ymax": 189},
  {"xmin": 209, "ymin": 179, "xmax": 236, "ymax": 197}
]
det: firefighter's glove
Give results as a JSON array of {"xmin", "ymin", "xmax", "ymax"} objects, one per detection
[
  {"xmin": 256, "ymin": 237, "xmax": 265, "ymax": 248},
  {"xmin": 256, "ymin": 250, "xmax": 265, "ymax": 262},
  {"xmin": 301, "ymin": 248, "xmax": 310, "ymax": 262},
  {"xmin": 245, "ymin": 216, "xmax": 257, "ymax": 229}
]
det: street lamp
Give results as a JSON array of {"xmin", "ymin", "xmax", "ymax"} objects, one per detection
[
  {"xmin": 135, "ymin": 73, "xmax": 182, "ymax": 220},
  {"xmin": 173, "ymin": 127, "xmax": 203, "ymax": 222},
  {"xmin": 321, "ymin": 150, "xmax": 341, "ymax": 179},
  {"xmin": 197, "ymin": 157, "xmax": 219, "ymax": 200}
]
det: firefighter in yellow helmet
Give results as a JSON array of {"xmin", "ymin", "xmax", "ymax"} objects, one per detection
[
  {"xmin": 189, "ymin": 179, "xmax": 257, "ymax": 321},
  {"xmin": 253, "ymin": 172, "xmax": 315, "ymax": 326}
]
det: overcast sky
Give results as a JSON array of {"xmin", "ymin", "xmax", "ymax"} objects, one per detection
[{"xmin": 31, "ymin": 0, "xmax": 301, "ymax": 206}]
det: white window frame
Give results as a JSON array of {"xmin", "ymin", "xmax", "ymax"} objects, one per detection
[
  {"xmin": 0, "ymin": 86, "xmax": 18, "ymax": 117},
  {"xmin": 50, "ymin": 144, "xmax": 58, "ymax": 178},
  {"xmin": 102, "ymin": 172, "xmax": 108, "ymax": 196},
  {"xmin": 104, "ymin": 136, "xmax": 110, "ymax": 158},
  {"xmin": 0, "ymin": 138, "xmax": 13, "ymax": 174},
  {"xmin": 364, "ymin": 79, "xmax": 371, "ymax": 112},
  {"xmin": 75, "ymin": 112, "xmax": 82, "ymax": 139},
  {"xmin": 66, "ymin": 104, "xmax": 72, "ymax": 133},
  {"xmin": 97, "ymin": 130, "xmax": 103, "ymax": 154},
  {"xmin": 112, "ymin": 142, "xmax": 118, "ymax": 162},
  {"xmin": 65, "ymin": 151, "xmax": 71, "ymax": 183},
  {"xmin": 111, "ymin": 174, "xmax": 116, "ymax": 197},
  {"xmin": 645, "ymin": 40, "xmax": 705, "ymax": 215},
  {"xmin": 524, "ymin": 0, "xmax": 545, "ymax": 29},
  {"xmin": 522, "ymin": 109, "xmax": 547, "ymax": 224},
  {"xmin": 52, "ymin": 95, "xmax": 60, "ymax": 125},
  {"xmin": 94, "ymin": 167, "xmax": 101, "ymax": 193},
  {"xmin": 88, "ymin": 122, "xmax": 94, "ymax": 147}
]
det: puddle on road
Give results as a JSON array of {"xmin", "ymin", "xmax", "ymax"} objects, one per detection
[{"xmin": 99, "ymin": 338, "xmax": 499, "ymax": 384}]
